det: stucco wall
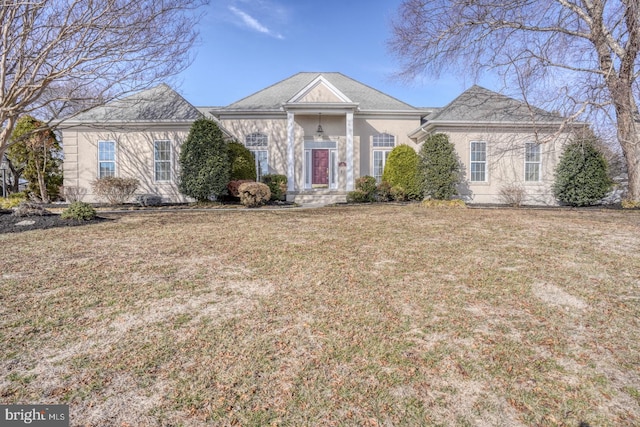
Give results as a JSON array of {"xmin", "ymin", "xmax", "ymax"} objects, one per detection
[{"xmin": 62, "ymin": 124, "xmax": 192, "ymax": 203}]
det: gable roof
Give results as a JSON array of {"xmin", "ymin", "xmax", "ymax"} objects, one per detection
[
  {"xmin": 426, "ymin": 85, "xmax": 565, "ymax": 123},
  {"xmin": 67, "ymin": 84, "xmax": 202, "ymax": 123},
  {"xmin": 222, "ymin": 72, "xmax": 419, "ymax": 112}
]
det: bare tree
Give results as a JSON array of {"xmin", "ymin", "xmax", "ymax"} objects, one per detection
[
  {"xmin": 389, "ymin": 0, "xmax": 640, "ymax": 201},
  {"xmin": 0, "ymin": 0, "xmax": 207, "ymax": 159}
]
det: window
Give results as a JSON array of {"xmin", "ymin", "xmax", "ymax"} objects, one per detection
[
  {"xmin": 525, "ymin": 142, "xmax": 541, "ymax": 182},
  {"xmin": 373, "ymin": 133, "xmax": 395, "ymax": 182},
  {"xmin": 98, "ymin": 141, "xmax": 115, "ymax": 178},
  {"xmin": 154, "ymin": 140, "xmax": 171, "ymax": 182},
  {"xmin": 245, "ymin": 133, "xmax": 269, "ymax": 181},
  {"xmin": 470, "ymin": 141, "xmax": 487, "ymax": 182}
]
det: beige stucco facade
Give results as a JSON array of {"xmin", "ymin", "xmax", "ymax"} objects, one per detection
[{"xmin": 62, "ymin": 123, "xmax": 192, "ymax": 203}]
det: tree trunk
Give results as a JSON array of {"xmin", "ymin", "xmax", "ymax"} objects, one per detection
[{"xmin": 617, "ymin": 113, "xmax": 640, "ymax": 201}]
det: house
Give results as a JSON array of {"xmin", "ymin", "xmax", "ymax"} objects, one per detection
[{"xmin": 61, "ymin": 72, "xmax": 580, "ymax": 205}]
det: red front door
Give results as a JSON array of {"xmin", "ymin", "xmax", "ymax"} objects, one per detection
[{"xmin": 312, "ymin": 149, "xmax": 329, "ymax": 186}]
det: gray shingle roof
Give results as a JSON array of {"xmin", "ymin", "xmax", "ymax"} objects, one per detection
[
  {"xmin": 224, "ymin": 72, "xmax": 418, "ymax": 111},
  {"xmin": 427, "ymin": 85, "xmax": 564, "ymax": 123},
  {"xmin": 69, "ymin": 84, "xmax": 202, "ymax": 122}
]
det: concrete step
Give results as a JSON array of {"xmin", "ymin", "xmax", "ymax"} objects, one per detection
[{"xmin": 290, "ymin": 192, "xmax": 347, "ymax": 205}]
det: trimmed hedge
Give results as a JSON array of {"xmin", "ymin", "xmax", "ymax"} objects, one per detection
[
  {"xmin": 238, "ymin": 182, "xmax": 271, "ymax": 207},
  {"xmin": 382, "ymin": 145, "xmax": 421, "ymax": 200},
  {"xmin": 261, "ymin": 174, "xmax": 288, "ymax": 201}
]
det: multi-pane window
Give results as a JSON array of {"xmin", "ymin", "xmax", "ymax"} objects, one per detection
[
  {"xmin": 470, "ymin": 141, "xmax": 487, "ymax": 182},
  {"xmin": 525, "ymin": 142, "xmax": 541, "ymax": 182},
  {"xmin": 98, "ymin": 141, "xmax": 115, "ymax": 178},
  {"xmin": 154, "ymin": 140, "xmax": 171, "ymax": 182},
  {"xmin": 245, "ymin": 133, "xmax": 268, "ymax": 180},
  {"xmin": 373, "ymin": 133, "xmax": 395, "ymax": 182}
]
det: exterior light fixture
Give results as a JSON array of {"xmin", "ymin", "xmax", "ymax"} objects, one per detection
[{"xmin": 316, "ymin": 113, "xmax": 324, "ymax": 136}]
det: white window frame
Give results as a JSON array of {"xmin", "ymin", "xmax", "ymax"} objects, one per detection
[
  {"xmin": 372, "ymin": 133, "xmax": 396, "ymax": 183},
  {"xmin": 154, "ymin": 140, "xmax": 172, "ymax": 182},
  {"xmin": 524, "ymin": 142, "xmax": 542, "ymax": 182},
  {"xmin": 98, "ymin": 140, "xmax": 116, "ymax": 178},
  {"xmin": 470, "ymin": 141, "xmax": 487, "ymax": 182},
  {"xmin": 245, "ymin": 133, "xmax": 269, "ymax": 181}
]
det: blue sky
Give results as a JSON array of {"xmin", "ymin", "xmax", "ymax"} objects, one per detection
[{"xmin": 175, "ymin": 0, "xmax": 498, "ymax": 109}]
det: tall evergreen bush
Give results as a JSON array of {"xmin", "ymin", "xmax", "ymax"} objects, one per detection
[
  {"xmin": 228, "ymin": 141, "xmax": 257, "ymax": 181},
  {"xmin": 382, "ymin": 145, "xmax": 421, "ymax": 199},
  {"xmin": 178, "ymin": 118, "xmax": 229, "ymax": 202},
  {"xmin": 553, "ymin": 138, "xmax": 612, "ymax": 206},
  {"xmin": 418, "ymin": 133, "xmax": 461, "ymax": 200}
]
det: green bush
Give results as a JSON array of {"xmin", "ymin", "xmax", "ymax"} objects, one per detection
[
  {"xmin": 390, "ymin": 185, "xmax": 407, "ymax": 201},
  {"xmin": 228, "ymin": 141, "xmax": 257, "ymax": 181},
  {"xmin": 92, "ymin": 177, "xmax": 139, "ymax": 204},
  {"xmin": 419, "ymin": 133, "xmax": 461, "ymax": 200},
  {"xmin": 346, "ymin": 190, "xmax": 369, "ymax": 203},
  {"xmin": 376, "ymin": 181, "xmax": 392, "ymax": 202},
  {"xmin": 355, "ymin": 175, "xmax": 377, "ymax": 202},
  {"xmin": 238, "ymin": 182, "xmax": 271, "ymax": 207},
  {"xmin": 61, "ymin": 201, "xmax": 97, "ymax": 220},
  {"xmin": 382, "ymin": 145, "xmax": 421, "ymax": 200},
  {"xmin": 0, "ymin": 193, "xmax": 26, "ymax": 209},
  {"xmin": 179, "ymin": 118, "xmax": 229, "ymax": 202},
  {"xmin": 261, "ymin": 174, "xmax": 288, "ymax": 201},
  {"xmin": 553, "ymin": 139, "xmax": 613, "ymax": 206}
]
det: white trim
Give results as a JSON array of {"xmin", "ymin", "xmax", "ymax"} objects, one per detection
[
  {"xmin": 288, "ymin": 75, "xmax": 353, "ymax": 104},
  {"xmin": 153, "ymin": 139, "xmax": 172, "ymax": 182},
  {"xmin": 97, "ymin": 140, "xmax": 116, "ymax": 178},
  {"xmin": 524, "ymin": 142, "xmax": 542, "ymax": 182},
  {"xmin": 287, "ymin": 111, "xmax": 295, "ymax": 192},
  {"xmin": 469, "ymin": 140, "xmax": 488, "ymax": 183},
  {"xmin": 346, "ymin": 111, "xmax": 354, "ymax": 191}
]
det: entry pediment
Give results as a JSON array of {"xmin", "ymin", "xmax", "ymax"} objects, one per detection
[{"xmin": 288, "ymin": 76, "xmax": 353, "ymax": 104}]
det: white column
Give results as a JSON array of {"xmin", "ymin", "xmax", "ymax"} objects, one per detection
[
  {"xmin": 287, "ymin": 111, "xmax": 295, "ymax": 192},
  {"xmin": 346, "ymin": 111, "xmax": 354, "ymax": 191}
]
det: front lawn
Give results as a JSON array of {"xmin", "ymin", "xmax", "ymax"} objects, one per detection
[{"xmin": 1, "ymin": 205, "xmax": 639, "ymax": 426}]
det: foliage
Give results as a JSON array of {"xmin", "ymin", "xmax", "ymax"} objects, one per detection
[
  {"xmin": 382, "ymin": 145, "xmax": 421, "ymax": 200},
  {"xmin": 12, "ymin": 201, "xmax": 50, "ymax": 217},
  {"xmin": 61, "ymin": 202, "xmax": 97, "ymax": 221},
  {"xmin": 7, "ymin": 116, "xmax": 63, "ymax": 202},
  {"xmin": 419, "ymin": 133, "xmax": 461, "ymax": 200},
  {"xmin": 0, "ymin": 193, "xmax": 26, "ymax": 209},
  {"xmin": 92, "ymin": 177, "xmax": 140, "ymax": 205},
  {"xmin": 356, "ymin": 176, "xmax": 377, "ymax": 201},
  {"xmin": 261, "ymin": 174, "xmax": 288, "ymax": 201},
  {"xmin": 228, "ymin": 141, "xmax": 257, "ymax": 181},
  {"xmin": 390, "ymin": 185, "xmax": 407, "ymax": 201},
  {"xmin": 499, "ymin": 184, "xmax": 526, "ymax": 207},
  {"xmin": 376, "ymin": 181, "xmax": 393, "ymax": 202},
  {"xmin": 421, "ymin": 199, "xmax": 467, "ymax": 209},
  {"xmin": 238, "ymin": 182, "xmax": 270, "ymax": 207},
  {"xmin": 346, "ymin": 190, "xmax": 370, "ymax": 203},
  {"xmin": 135, "ymin": 194, "xmax": 163, "ymax": 207},
  {"xmin": 553, "ymin": 139, "xmax": 613, "ymax": 206},
  {"xmin": 227, "ymin": 180, "xmax": 254, "ymax": 198},
  {"xmin": 621, "ymin": 199, "xmax": 640, "ymax": 209},
  {"xmin": 179, "ymin": 118, "xmax": 229, "ymax": 202}
]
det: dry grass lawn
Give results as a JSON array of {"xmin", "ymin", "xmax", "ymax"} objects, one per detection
[{"xmin": 1, "ymin": 204, "xmax": 639, "ymax": 426}]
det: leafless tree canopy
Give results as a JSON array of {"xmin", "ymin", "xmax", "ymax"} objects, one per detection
[
  {"xmin": 0, "ymin": 0, "xmax": 207, "ymax": 158},
  {"xmin": 390, "ymin": 0, "xmax": 640, "ymax": 200}
]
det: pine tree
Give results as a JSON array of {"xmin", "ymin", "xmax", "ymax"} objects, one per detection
[{"xmin": 178, "ymin": 118, "xmax": 229, "ymax": 202}]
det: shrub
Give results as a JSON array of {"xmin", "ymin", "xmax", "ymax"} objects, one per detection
[
  {"xmin": 238, "ymin": 182, "xmax": 271, "ymax": 207},
  {"xmin": 12, "ymin": 201, "xmax": 50, "ymax": 217},
  {"xmin": 135, "ymin": 194, "xmax": 163, "ymax": 207},
  {"xmin": 0, "ymin": 193, "xmax": 26, "ymax": 209},
  {"xmin": 355, "ymin": 176, "xmax": 377, "ymax": 202},
  {"xmin": 382, "ymin": 145, "xmax": 421, "ymax": 200},
  {"xmin": 499, "ymin": 184, "xmax": 526, "ymax": 207},
  {"xmin": 419, "ymin": 133, "xmax": 462, "ymax": 200},
  {"xmin": 179, "ymin": 118, "xmax": 229, "ymax": 202},
  {"xmin": 92, "ymin": 177, "xmax": 139, "ymax": 204},
  {"xmin": 376, "ymin": 181, "xmax": 392, "ymax": 202},
  {"xmin": 261, "ymin": 174, "xmax": 288, "ymax": 201},
  {"xmin": 621, "ymin": 198, "xmax": 640, "ymax": 209},
  {"xmin": 61, "ymin": 201, "xmax": 96, "ymax": 220},
  {"xmin": 390, "ymin": 185, "xmax": 407, "ymax": 201},
  {"xmin": 228, "ymin": 141, "xmax": 257, "ymax": 181},
  {"xmin": 347, "ymin": 190, "xmax": 369, "ymax": 203},
  {"xmin": 227, "ymin": 179, "xmax": 254, "ymax": 198},
  {"xmin": 553, "ymin": 139, "xmax": 613, "ymax": 206},
  {"xmin": 64, "ymin": 186, "xmax": 87, "ymax": 203}
]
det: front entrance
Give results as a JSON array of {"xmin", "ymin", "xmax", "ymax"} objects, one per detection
[{"xmin": 312, "ymin": 149, "xmax": 329, "ymax": 187}]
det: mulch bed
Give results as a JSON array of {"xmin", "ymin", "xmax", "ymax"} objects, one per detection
[{"xmin": 0, "ymin": 209, "xmax": 110, "ymax": 234}]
